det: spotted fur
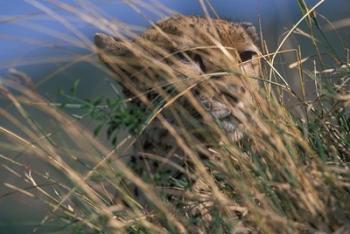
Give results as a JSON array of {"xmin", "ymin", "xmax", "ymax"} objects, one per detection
[{"xmin": 95, "ymin": 15, "xmax": 261, "ymax": 209}]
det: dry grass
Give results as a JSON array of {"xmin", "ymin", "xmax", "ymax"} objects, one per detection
[{"xmin": 0, "ymin": 0, "xmax": 349, "ymax": 233}]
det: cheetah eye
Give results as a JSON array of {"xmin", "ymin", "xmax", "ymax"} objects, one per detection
[
  {"xmin": 193, "ymin": 54, "xmax": 206, "ymax": 72},
  {"xmin": 175, "ymin": 52, "xmax": 206, "ymax": 72},
  {"xmin": 239, "ymin": 50, "xmax": 257, "ymax": 62}
]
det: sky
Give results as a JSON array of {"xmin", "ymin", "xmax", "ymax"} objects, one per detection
[
  {"xmin": 0, "ymin": 0, "xmax": 349, "ymax": 64},
  {"xmin": 0, "ymin": 0, "xmax": 348, "ymax": 77},
  {"xmin": 0, "ymin": 1, "xmax": 296, "ymax": 71}
]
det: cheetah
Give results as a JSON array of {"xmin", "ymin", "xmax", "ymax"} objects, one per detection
[
  {"xmin": 95, "ymin": 15, "xmax": 261, "ymax": 143},
  {"xmin": 94, "ymin": 15, "xmax": 261, "ymax": 218}
]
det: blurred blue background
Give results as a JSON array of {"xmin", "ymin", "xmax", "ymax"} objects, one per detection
[
  {"xmin": 1, "ymin": 0, "xmax": 348, "ymax": 74},
  {"xmin": 0, "ymin": 0, "xmax": 349, "ymax": 233},
  {"xmin": 1, "ymin": 0, "xmax": 349, "ymax": 84}
]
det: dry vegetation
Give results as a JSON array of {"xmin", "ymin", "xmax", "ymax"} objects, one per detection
[{"xmin": 0, "ymin": 0, "xmax": 350, "ymax": 233}]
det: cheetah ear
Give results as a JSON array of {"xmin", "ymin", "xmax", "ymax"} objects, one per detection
[
  {"xmin": 94, "ymin": 33, "xmax": 129, "ymax": 56},
  {"xmin": 239, "ymin": 22, "xmax": 259, "ymax": 44}
]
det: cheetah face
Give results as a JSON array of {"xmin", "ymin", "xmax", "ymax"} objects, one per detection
[{"xmin": 95, "ymin": 16, "xmax": 261, "ymax": 141}]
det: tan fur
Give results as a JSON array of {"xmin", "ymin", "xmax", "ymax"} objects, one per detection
[
  {"xmin": 95, "ymin": 14, "xmax": 263, "ymax": 149},
  {"xmin": 94, "ymin": 16, "xmax": 261, "ymax": 211},
  {"xmin": 95, "ymin": 15, "xmax": 260, "ymax": 78}
]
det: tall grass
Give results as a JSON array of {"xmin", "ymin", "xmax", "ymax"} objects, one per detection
[{"xmin": 1, "ymin": 1, "xmax": 349, "ymax": 233}]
